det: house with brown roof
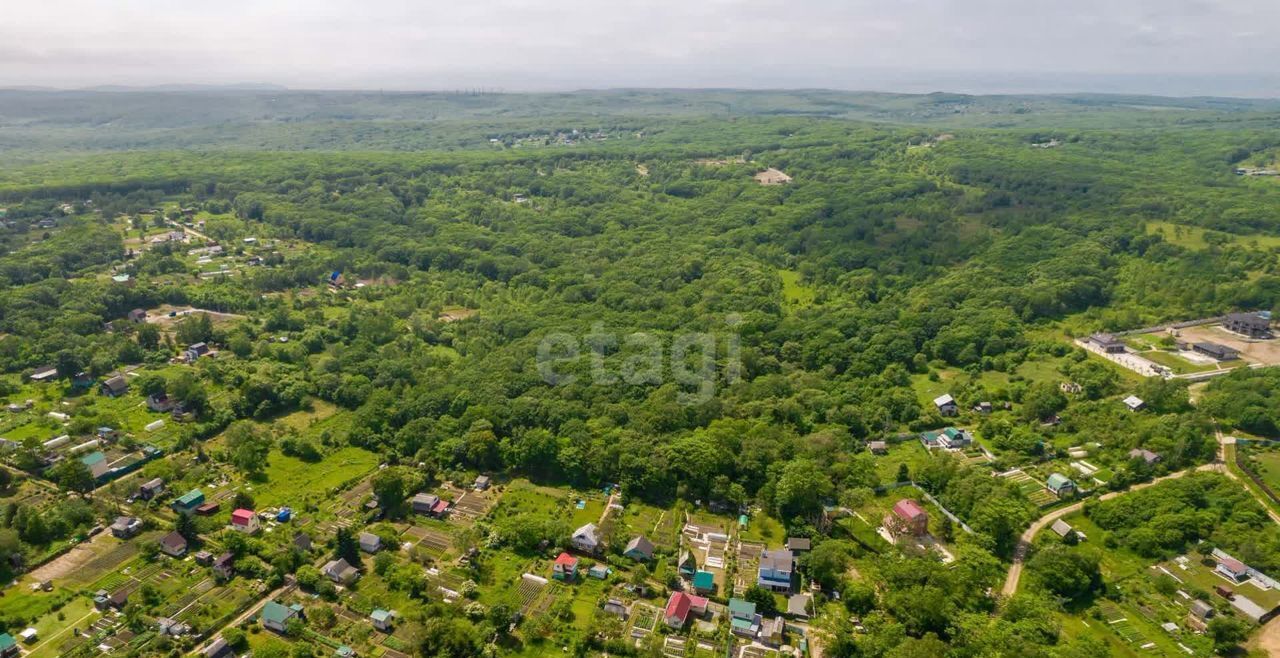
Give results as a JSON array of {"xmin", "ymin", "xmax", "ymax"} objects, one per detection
[{"xmin": 159, "ymin": 531, "xmax": 188, "ymax": 557}]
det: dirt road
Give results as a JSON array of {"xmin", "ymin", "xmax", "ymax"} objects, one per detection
[
  {"xmin": 190, "ymin": 581, "xmax": 294, "ymax": 656},
  {"xmin": 1000, "ymin": 464, "xmax": 1219, "ymax": 598}
]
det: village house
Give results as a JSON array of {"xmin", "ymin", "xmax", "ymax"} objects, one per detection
[
  {"xmin": 128, "ymin": 308, "xmax": 148, "ymax": 323},
  {"xmin": 571, "ymin": 523, "xmax": 601, "ymax": 553},
  {"xmin": 172, "ymin": 489, "xmax": 205, "ymax": 515},
  {"xmin": 195, "ymin": 551, "xmax": 214, "ymax": 566},
  {"xmin": 204, "ymin": 637, "xmax": 231, "ymax": 658},
  {"xmin": 588, "ymin": 563, "xmax": 610, "ymax": 580},
  {"xmin": 371, "ymin": 609, "xmax": 395, "ymax": 632},
  {"xmin": 933, "ymin": 393, "xmax": 958, "ymax": 416},
  {"xmin": 692, "ymin": 570, "xmax": 715, "ymax": 594},
  {"xmin": 728, "ymin": 598, "xmax": 759, "ymax": 637},
  {"xmin": 147, "ymin": 393, "xmax": 176, "ymax": 412},
  {"xmin": 1189, "ymin": 600, "xmax": 1215, "ymax": 623},
  {"xmin": 1046, "ymin": 473, "xmax": 1077, "ymax": 498},
  {"xmin": 139, "ymin": 477, "xmax": 165, "ymax": 500},
  {"xmin": 786, "ymin": 537, "xmax": 811, "ymax": 553},
  {"xmin": 81, "ymin": 451, "xmax": 110, "ymax": 479},
  {"xmin": 760, "ymin": 616, "xmax": 785, "ymax": 646},
  {"xmin": 358, "ymin": 532, "xmax": 382, "ymax": 553},
  {"xmin": 0, "ymin": 633, "xmax": 17, "ymax": 658},
  {"xmin": 1123, "ymin": 395, "xmax": 1145, "ymax": 412},
  {"xmin": 322, "ymin": 558, "xmax": 359, "ymax": 585},
  {"xmin": 624, "ymin": 535, "xmax": 655, "ymax": 561},
  {"xmin": 157, "ymin": 617, "xmax": 190, "ymax": 636},
  {"xmin": 885, "ymin": 499, "xmax": 929, "ymax": 538},
  {"xmin": 1223, "ymin": 312, "xmax": 1270, "ymax": 338},
  {"xmin": 184, "ymin": 342, "xmax": 211, "ymax": 363},
  {"xmin": 260, "ymin": 601, "xmax": 300, "ymax": 633},
  {"xmin": 111, "ymin": 516, "xmax": 143, "ymax": 539},
  {"xmin": 411, "ymin": 492, "xmax": 439, "ymax": 514},
  {"xmin": 552, "ymin": 552, "xmax": 579, "ymax": 581},
  {"xmin": 100, "ymin": 375, "xmax": 129, "ymax": 397},
  {"xmin": 788, "ymin": 593, "xmax": 813, "ymax": 619},
  {"xmin": 230, "ymin": 508, "xmax": 260, "ymax": 534},
  {"xmin": 920, "ymin": 427, "xmax": 972, "ymax": 450},
  {"xmin": 1087, "ymin": 333, "xmax": 1126, "ymax": 353},
  {"xmin": 757, "ymin": 549, "xmax": 795, "ymax": 592},
  {"xmin": 1050, "ymin": 519, "xmax": 1081, "ymax": 542},
  {"xmin": 1216, "ymin": 557, "xmax": 1250, "ymax": 583},
  {"xmin": 867, "ymin": 440, "xmax": 888, "ymax": 455},
  {"xmin": 1128, "ymin": 448, "xmax": 1162, "ymax": 465},
  {"xmin": 664, "ymin": 591, "xmax": 708, "ymax": 628},
  {"xmin": 212, "ymin": 552, "xmax": 235, "ymax": 579},
  {"xmin": 474, "ymin": 474, "xmax": 491, "ymax": 490},
  {"xmin": 293, "ymin": 532, "xmax": 312, "ymax": 552},
  {"xmin": 159, "ymin": 531, "xmax": 188, "ymax": 557}
]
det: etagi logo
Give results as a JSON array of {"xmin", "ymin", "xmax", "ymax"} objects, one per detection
[{"xmin": 536, "ymin": 315, "xmax": 743, "ymax": 405}]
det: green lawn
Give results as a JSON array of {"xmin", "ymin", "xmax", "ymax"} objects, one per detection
[
  {"xmin": 250, "ymin": 446, "xmax": 380, "ymax": 508},
  {"xmin": 1139, "ymin": 349, "xmax": 1220, "ymax": 374}
]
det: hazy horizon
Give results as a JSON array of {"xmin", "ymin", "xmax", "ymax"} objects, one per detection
[{"xmin": 3, "ymin": 0, "xmax": 1280, "ymax": 98}]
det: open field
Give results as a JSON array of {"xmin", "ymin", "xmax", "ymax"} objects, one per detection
[
  {"xmin": 250, "ymin": 446, "xmax": 380, "ymax": 508},
  {"xmin": 1146, "ymin": 221, "xmax": 1280, "ymax": 251}
]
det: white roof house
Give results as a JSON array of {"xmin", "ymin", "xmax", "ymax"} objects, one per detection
[
  {"xmin": 933, "ymin": 394, "xmax": 955, "ymax": 408},
  {"xmin": 571, "ymin": 523, "xmax": 600, "ymax": 552},
  {"xmin": 1123, "ymin": 395, "xmax": 1145, "ymax": 411}
]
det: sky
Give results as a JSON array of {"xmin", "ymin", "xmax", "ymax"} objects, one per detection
[{"xmin": 2, "ymin": 0, "xmax": 1279, "ymax": 96}]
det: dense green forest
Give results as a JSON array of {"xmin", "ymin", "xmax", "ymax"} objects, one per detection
[{"xmin": 1, "ymin": 90, "xmax": 1280, "ymax": 658}]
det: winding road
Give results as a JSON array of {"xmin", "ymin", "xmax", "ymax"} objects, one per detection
[{"xmin": 1000, "ymin": 463, "xmax": 1222, "ymax": 598}]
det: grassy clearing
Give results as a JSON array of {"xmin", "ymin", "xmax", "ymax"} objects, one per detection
[
  {"xmin": 250, "ymin": 446, "xmax": 380, "ymax": 508},
  {"xmin": 1247, "ymin": 448, "xmax": 1280, "ymax": 493},
  {"xmin": 1146, "ymin": 221, "xmax": 1280, "ymax": 251},
  {"xmin": 778, "ymin": 269, "xmax": 816, "ymax": 308}
]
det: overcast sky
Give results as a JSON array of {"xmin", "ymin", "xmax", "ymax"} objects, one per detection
[{"xmin": 2, "ymin": 0, "xmax": 1278, "ymax": 96}]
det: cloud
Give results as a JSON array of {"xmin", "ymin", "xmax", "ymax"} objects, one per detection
[{"xmin": 0, "ymin": 0, "xmax": 1277, "ymax": 94}]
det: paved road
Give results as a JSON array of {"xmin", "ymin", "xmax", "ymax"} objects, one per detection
[{"xmin": 1000, "ymin": 464, "xmax": 1219, "ymax": 598}]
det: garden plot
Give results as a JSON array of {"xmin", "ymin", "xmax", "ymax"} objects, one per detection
[
  {"xmin": 402, "ymin": 525, "xmax": 454, "ymax": 556},
  {"xmin": 629, "ymin": 602, "xmax": 660, "ymax": 639},
  {"xmin": 449, "ymin": 486, "xmax": 499, "ymax": 523},
  {"xmin": 1098, "ymin": 602, "xmax": 1153, "ymax": 648},
  {"xmin": 1002, "ymin": 470, "xmax": 1057, "ymax": 506}
]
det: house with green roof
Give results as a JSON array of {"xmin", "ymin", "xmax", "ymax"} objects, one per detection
[
  {"xmin": 920, "ymin": 427, "xmax": 972, "ymax": 450},
  {"xmin": 81, "ymin": 451, "xmax": 110, "ymax": 479},
  {"xmin": 0, "ymin": 633, "xmax": 17, "ymax": 658},
  {"xmin": 1045, "ymin": 473, "xmax": 1077, "ymax": 498},
  {"xmin": 172, "ymin": 489, "xmax": 205, "ymax": 515},
  {"xmin": 260, "ymin": 600, "xmax": 299, "ymax": 633},
  {"xmin": 728, "ymin": 598, "xmax": 759, "ymax": 637},
  {"xmin": 692, "ymin": 570, "xmax": 715, "ymax": 594}
]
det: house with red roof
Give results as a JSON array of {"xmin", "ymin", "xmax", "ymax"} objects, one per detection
[
  {"xmin": 664, "ymin": 591, "xmax": 708, "ymax": 629},
  {"xmin": 1216, "ymin": 556, "xmax": 1250, "ymax": 583},
  {"xmin": 230, "ymin": 508, "xmax": 260, "ymax": 534},
  {"xmin": 884, "ymin": 499, "xmax": 928, "ymax": 538},
  {"xmin": 431, "ymin": 498, "xmax": 451, "ymax": 517},
  {"xmin": 553, "ymin": 552, "xmax": 579, "ymax": 581}
]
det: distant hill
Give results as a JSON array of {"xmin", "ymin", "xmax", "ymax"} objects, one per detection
[{"xmin": 1, "ymin": 88, "xmax": 1279, "ymax": 157}]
